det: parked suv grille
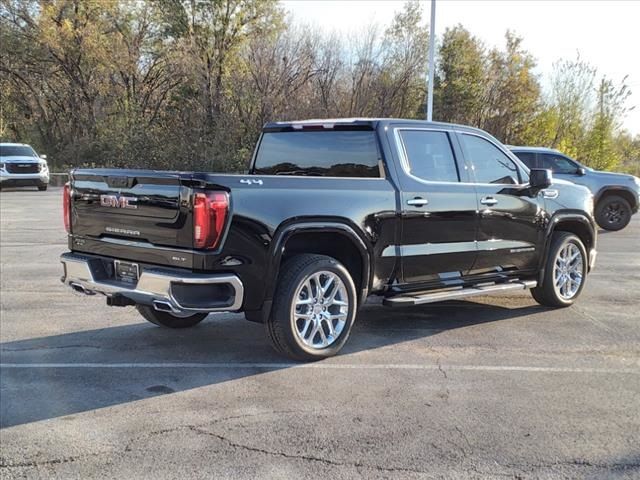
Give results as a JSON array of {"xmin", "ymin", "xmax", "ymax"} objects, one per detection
[{"xmin": 6, "ymin": 163, "xmax": 39, "ymax": 174}]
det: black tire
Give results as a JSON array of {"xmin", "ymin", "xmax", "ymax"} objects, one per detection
[
  {"xmin": 265, "ymin": 254, "xmax": 358, "ymax": 361},
  {"xmin": 38, "ymin": 185, "xmax": 48, "ymax": 191},
  {"xmin": 531, "ymin": 232, "xmax": 587, "ymax": 308},
  {"xmin": 595, "ymin": 195, "xmax": 631, "ymax": 231},
  {"xmin": 136, "ymin": 305, "xmax": 208, "ymax": 328}
]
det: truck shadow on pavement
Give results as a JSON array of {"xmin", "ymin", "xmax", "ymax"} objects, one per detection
[{"xmin": 1, "ymin": 300, "xmax": 546, "ymax": 428}]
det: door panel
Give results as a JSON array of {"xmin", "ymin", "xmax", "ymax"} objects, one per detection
[
  {"xmin": 393, "ymin": 128, "xmax": 478, "ymax": 286},
  {"xmin": 471, "ymin": 186, "xmax": 544, "ymax": 274},
  {"xmin": 458, "ymin": 133, "xmax": 545, "ymax": 276}
]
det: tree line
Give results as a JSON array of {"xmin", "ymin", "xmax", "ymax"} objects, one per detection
[{"xmin": 1, "ymin": 0, "xmax": 638, "ymax": 175}]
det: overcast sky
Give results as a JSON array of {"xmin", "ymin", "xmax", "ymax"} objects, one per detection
[{"xmin": 282, "ymin": 0, "xmax": 640, "ymax": 135}]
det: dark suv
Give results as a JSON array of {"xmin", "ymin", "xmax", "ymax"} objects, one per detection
[{"xmin": 509, "ymin": 146, "xmax": 640, "ymax": 231}]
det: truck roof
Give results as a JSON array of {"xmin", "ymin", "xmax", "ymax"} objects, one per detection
[{"xmin": 263, "ymin": 118, "xmax": 492, "ymax": 137}]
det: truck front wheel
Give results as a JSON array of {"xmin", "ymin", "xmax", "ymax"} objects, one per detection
[
  {"xmin": 136, "ymin": 305, "xmax": 208, "ymax": 328},
  {"xmin": 266, "ymin": 254, "xmax": 358, "ymax": 361},
  {"xmin": 531, "ymin": 232, "xmax": 587, "ymax": 308}
]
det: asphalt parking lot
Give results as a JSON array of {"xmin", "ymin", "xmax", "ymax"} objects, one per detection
[{"xmin": 1, "ymin": 187, "xmax": 639, "ymax": 479}]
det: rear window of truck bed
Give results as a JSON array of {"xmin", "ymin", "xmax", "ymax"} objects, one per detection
[{"xmin": 253, "ymin": 131, "xmax": 381, "ymax": 177}]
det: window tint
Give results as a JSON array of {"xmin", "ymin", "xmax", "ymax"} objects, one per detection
[
  {"xmin": 460, "ymin": 134, "xmax": 520, "ymax": 184},
  {"xmin": 512, "ymin": 151, "xmax": 537, "ymax": 168},
  {"xmin": 253, "ymin": 131, "xmax": 380, "ymax": 177},
  {"xmin": 0, "ymin": 145, "xmax": 37, "ymax": 157},
  {"xmin": 399, "ymin": 130, "xmax": 459, "ymax": 182},
  {"xmin": 539, "ymin": 153, "xmax": 578, "ymax": 174}
]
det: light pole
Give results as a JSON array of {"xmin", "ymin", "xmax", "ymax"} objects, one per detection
[{"xmin": 426, "ymin": 0, "xmax": 436, "ymax": 121}]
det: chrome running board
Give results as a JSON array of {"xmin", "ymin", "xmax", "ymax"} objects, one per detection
[{"xmin": 383, "ymin": 280, "xmax": 537, "ymax": 307}]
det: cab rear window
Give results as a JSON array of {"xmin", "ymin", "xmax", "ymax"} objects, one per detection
[{"xmin": 253, "ymin": 131, "xmax": 381, "ymax": 177}]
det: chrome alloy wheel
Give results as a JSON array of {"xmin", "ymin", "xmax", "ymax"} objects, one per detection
[
  {"xmin": 553, "ymin": 242, "xmax": 584, "ymax": 300},
  {"xmin": 291, "ymin": 271, "xmax": 349, "ymax": 349}
]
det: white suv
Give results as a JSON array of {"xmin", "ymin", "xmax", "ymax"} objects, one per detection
[{"xmin": 0, "ymin": 143, "xmax": 50, "ymax": 191}]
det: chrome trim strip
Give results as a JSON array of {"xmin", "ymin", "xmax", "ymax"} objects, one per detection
[
  {"xmin": 381, "ymin": 240, "xmax": 535, "ymax": 257},
  {"xmin": 60, "ymin": 253, "xmax": 244, "ymax": 313}
]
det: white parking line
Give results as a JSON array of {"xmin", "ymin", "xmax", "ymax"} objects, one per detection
[{"xmin": 1, "ymin": 363, "xmax": 638, "ymax": 374}]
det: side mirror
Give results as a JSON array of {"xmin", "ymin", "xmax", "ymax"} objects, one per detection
[
  {"xmin": 40, "ymin": 154, "xmax": 47, "ymax": 160},
  {"xmin": 576, "ymin": 167, "xmax": 586, "ymax": 176},
  {"xmin": 529, "ymin": 168, "xmax": 552, "ymax": 190}
]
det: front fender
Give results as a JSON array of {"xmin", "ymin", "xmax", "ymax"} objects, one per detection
[{"xmin": 538, "ymin": 211, "xmax": 597, "ymax": 285}]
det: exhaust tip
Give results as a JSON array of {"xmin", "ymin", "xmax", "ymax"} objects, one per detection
[
  {"xmin": 153, "ymin": 300, "xmax": 180, "ymax": 314},
  {"xmin": 70, "ymin": 282, "xmax": 95, "ymax": 295}
]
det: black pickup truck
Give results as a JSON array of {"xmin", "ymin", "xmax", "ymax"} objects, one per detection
[{"xmin": 61, "ymin": 119, "xmax": 597, "ymax": 360}]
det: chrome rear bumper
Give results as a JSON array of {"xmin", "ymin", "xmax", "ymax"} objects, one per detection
[{"xmin": 60, "ymin": 252, "xmax": 243, "ymax": 314}]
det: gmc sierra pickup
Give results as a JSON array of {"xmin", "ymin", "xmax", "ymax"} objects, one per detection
[{"xmin": 60, "ymin": 119, "xmax": 597, "ymax": 360}]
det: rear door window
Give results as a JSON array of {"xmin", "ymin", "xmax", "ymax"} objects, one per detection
[
  {"xmin": 399, "ymin": 130, "xmax": 460, "ymax": 182},
  {"xmin": 253, "ymin": 131, "xmax": 380, "ymax": 177}
]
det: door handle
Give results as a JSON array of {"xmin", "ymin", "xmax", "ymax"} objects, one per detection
[
  {"xmin": 407, "ymin": 197, "xmax": 428, "ymax": 207},
  {"xmin": 480, "ymin": 196, "xmax": 498, "ymax": 206}
]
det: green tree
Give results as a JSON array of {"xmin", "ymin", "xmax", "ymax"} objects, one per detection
[
  {"xmin": 157, "ymin": 0, "xmax": 282, "ymax": 130},
  {"xmin": 581, "ymin": 77, "xmax": 632, "ymax": 170},
  {"xmin": 547, "ymin": 56, "xmax": 595, "ymax": 150},
  {"xmin": 615, "ymin": 132, "xmax": 640, "ymax": 176},
  {"xmin": 376, "ymin": 0, "xmax": 429, "ymax": 118},
  {"xmin": 481, "ymin": 31, "xmax": 541, "ymax": 144},
  {"xmin": 434, "ymin": 25, "xmax": 485, "ymax": 125},
  {"xmin": 0, "ymin": 0, "xmax": 635, "ymax": 175}
]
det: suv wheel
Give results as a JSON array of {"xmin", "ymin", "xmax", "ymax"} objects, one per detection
[
  {"xmin": 596, "ymin": 195, "xmax": 631, "ymax": 231},
  {"xmin": 136, "ymin": 305, "xmax": 208, "ymax": 328},
  {"xmin": 266, "ymin": 254, "xmax": 357, "ymax": 361},
  {"xmin": 38, "ymin": 185, "xmax": 48, "ymax": 191},
  {"xmin": 531, "ymin": 232, "xmax": 587, "ymax": 308}
]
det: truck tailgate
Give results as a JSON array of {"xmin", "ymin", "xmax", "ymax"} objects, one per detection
[{"xmin": 71, "ymin": 169, "xmax": 193, "ymax": 249}]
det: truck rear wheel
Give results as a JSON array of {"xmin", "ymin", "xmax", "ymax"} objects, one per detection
[
  {"xmin": 531, "ymin": 232, "xmax": 587, "ymax": 308},
  {"xmin": 136, "ymin": 305, "xmax": 208, "ymax": 328},
  {"xmin": 266, "ymin": 254, "xmax": 357, "ymax": 361}
]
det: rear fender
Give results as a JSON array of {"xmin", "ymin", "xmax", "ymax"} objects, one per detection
[{"xmin": 254, "ymin": 221, "xmax": 372, "ymax": 322}]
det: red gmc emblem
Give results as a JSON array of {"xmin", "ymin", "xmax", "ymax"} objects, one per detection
[{"xmin": 99, "ymin": 194, "xmax": 138, "ymax": 209}]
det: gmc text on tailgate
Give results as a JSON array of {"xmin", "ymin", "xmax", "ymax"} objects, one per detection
[{"xmin": 60, "ymin": 119, "xmax": 597, "ymax": 361}]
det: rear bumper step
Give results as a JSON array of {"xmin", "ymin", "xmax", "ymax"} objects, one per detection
[
  {"xmin": 60, "ymin": 252, "xmax": 243, "ymax": 314},
  {"xmin": 383, "ymin": 280, "xmax": 537, "ymax": 307}
]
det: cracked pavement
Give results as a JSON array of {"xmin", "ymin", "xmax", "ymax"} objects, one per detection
[{"xmin": 1, "ymin": 188, "xmax": 639, "ymax": 479}]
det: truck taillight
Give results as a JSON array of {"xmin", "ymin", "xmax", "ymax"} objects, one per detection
[
  {"xmin": 193, "ymin": 191, "xmax": 229, "ymax": 249},
  {"xmin": 63, "ymin": 182, "xmax": 71, "ymax": 233}
]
